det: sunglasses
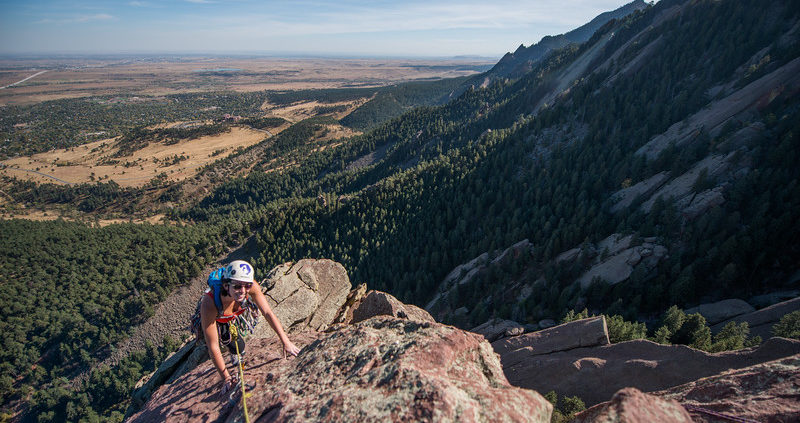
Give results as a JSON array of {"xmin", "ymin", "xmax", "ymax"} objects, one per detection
[{"xmin": 231, "ymin": 282, "xmax": 252, "ymax": 291}]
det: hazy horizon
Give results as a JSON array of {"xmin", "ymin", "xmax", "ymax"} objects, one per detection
[{"xmin": 1, "ymin": 0, "xmax": 638, "ymax": 58}]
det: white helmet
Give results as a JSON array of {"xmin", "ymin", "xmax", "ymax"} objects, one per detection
[{"xmin": 224, "ymin": 260, "xmax": 255, "ymax": 283}]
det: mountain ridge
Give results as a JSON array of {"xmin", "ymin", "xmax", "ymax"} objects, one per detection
[{"xmin": 479, "ymin": 0, "xmax": 648, "ymax": 83}]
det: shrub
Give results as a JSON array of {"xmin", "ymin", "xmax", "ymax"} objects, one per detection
[
  {"xmin": 560, "ymin": 309, "xmax": 646, "ymax": 343},
  {"xmin": 710, "ymin": 321, "xmax": 750, "ymax": 352},
  {"xmin": 606, "ymin": 315, "xmax": 647, "ymax": 343},
  {"xmin": 544, "ymin": 391, "xmax": 586, "ymax": 423},
  {"xmin": 672, "ymin": 313, "xmax": 712, "ymax": 350},
  {"xmin": 773, "ymin": 310, "xmax": 800, "ymax": 339}
]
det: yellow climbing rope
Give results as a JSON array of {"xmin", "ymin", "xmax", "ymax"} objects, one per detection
[{"xmin": 230, "ymin": 323, "xmax": 251, "ymax": 423}]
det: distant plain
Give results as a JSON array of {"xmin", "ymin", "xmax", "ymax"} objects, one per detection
[{"xmin": 0, "ymin": 56, "xmax": 494, "ymax": 106}]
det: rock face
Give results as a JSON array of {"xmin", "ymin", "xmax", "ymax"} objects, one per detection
[
  {"xmin": 471, "ymin": 318, "xmax": 526, "ymax": 342},
  {"xmin": 711, "ymin": 296, "xmax": 800, "ymax": 340},
  {"xmin": 639, "ymin": 153, "xmax": 734, "ymax": 213},
  {"xmin": 426, "ymin": 239, "xmax": 534, "ymax": 315},
  {"xmin": 478, "ymin": 1, "xmax": 646, "ymax": 82},
  {"xmin": 493, "ymin": 317, "xmax": 609, "ymax": 357},
  {"xmin": 685, "ymin": 299, "xmax": 755, "ymax": 326},
  {"xmin": 131, "ymin": 339, "xmax": 198, "ymax": 409},
  {"xmin": 609, "ymin": 57, "xmax": 800, "ymax": 228},
  {"xmin": 635, "ymin": 56, "xmax": 800, "ymax": 160},
  {"xmin": 497, "ymin": 335, "xmax": 800, "ymax": 406},
  {"xmin": 610, "ymin": 171, "xmax": 671, "ymax": 213},
  {"xmin": 127, "ymin": 317, "xmax": 553, "ymax": 423},
  {"xmin": 258, "ymin": 259, "xmax": 351, "ymax": 335},
  {"xmin": 680, "ymin": 187, "xmax": 726, "ymax": 220},
  {"xmin": 129, "ymin": 259, "xmax": 351, "ymax": 415},
  {"xmin": 658, "ymin": 354, "xmax": 800, "ymax": 423},
  {"xmin": 349, "ymin": 290, "xmax": 435, "ymax": 325},
  {"xmin": 574, "ymin": 234, "xmax": 668, "ymax": 289},
  {"xmin": 429, "ymin": 234, "xmax": 668, "ymax": 325},
  {"xmin": 331, "ymin": 282, "xmax": 368, "ymax": 324},
  {"xmin": 748, "ymin": 289, "xmax": 799, "ymax": 308},
  {"xmin": 571, "ymin": 388, "xmax": 693, "ymax": 423}
]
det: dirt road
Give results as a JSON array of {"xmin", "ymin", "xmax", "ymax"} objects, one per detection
[{"xmin": 0, "ymin": 70, "xmax": 48, "ymax": 89}]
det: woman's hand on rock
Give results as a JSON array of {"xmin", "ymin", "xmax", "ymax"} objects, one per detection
[
  {"xmin": 283, "ymin": 340, "xmax": 300, "ymax": 359},
  {"xmin": 221, "ymin": 375, "xmax": 238, "ymax": 395}
]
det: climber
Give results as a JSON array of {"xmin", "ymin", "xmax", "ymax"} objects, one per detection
[{"xmin": 199, "ymin": 259, "xmax": 300, "ymax": 394}]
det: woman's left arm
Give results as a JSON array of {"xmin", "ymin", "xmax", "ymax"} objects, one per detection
[{"xmin": 249, "ymin": 282, "xmax": 301, "ymax": 357}]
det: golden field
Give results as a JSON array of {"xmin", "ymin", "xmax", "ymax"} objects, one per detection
[
  {"xmin": 0, "ymin": 126, "xmax": 271, "ymax": 187},
  {"xmin": 0, "ymin": 56, "xmax": 492, "ymax": 106}
]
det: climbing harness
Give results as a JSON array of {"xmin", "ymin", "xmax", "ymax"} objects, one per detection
[
  {"xmin": 682, "ymin": 404, "xmax": 761, "ymax": 423},
  {"xmin": 189, "ymin": 289, "xmax": 261, "ymax": 343},
  {"xmin": 230, "ymin": 323, "xmax": 252, "ymax": 423}
]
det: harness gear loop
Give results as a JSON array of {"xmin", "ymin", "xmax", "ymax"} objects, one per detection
[{"xmin": 230, "ymin": 323, "xmax": 251, "ymax": 423}]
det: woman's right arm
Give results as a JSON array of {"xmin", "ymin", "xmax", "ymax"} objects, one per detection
[{"xmin": 200, "ymin": 296, "xmax": 232, "ymax": 385}]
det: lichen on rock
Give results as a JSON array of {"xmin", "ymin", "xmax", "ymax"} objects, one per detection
[{"xmin": 128, "ymin": 317, "xmax": 553, "ymax": 423}]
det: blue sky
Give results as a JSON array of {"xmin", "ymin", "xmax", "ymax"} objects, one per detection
[{"xmin": 0, "ymin": 1, "xmax": 638, "ymax": 57}]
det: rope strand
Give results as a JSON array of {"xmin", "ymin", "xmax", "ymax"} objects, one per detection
[
  {"xmin": 683, "ymin": 404, "xmax": 762, "ymax": 423},
  {"xmin": 230, "ymin": 324, "xmax": 251, "ymax": 423}
]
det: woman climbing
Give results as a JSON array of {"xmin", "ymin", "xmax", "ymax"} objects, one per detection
[{"xmin": 199, "ymin": 259, "xmax": 300, "ymax": 394}]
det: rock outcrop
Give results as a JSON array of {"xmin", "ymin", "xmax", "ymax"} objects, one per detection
[
  {"xmin": 572, "ymin": 354, "xmax": 800, "ymax": 423},
  {"xmin": 131, "ymin": 339, "xmax": 199, "ymax": 409},
  {"xmin": 492, "ymin": 317, "xmax": 609, "ymax": 357},
  {"xmin": 476, "ymin": 1, "xmax": 646, "ymax": 83},
  {"xmin": 128, "ymin": 254, "xmax": 800, "ymax": 422},
  {"xmin": 129, "ymin": 259, "xmax": 351, "ymax": 415},
  {"xmin": 711, "ymin": 296, "xmax": 800, "ymax": 340},
  {"xmin": 471, "ymin": 318, "xmax": 527, "ymax": 343},
  {"xmin": 571, "ymin": 387, "xmax": 693, "ymax": 423},
  {"xmin": 658, "ymin": 354, "xmax": 800, "ymax": 423},
  {"xmin": 635, "ymin": 56, "xmax": 800, "ymax": 160},
  {"xmin": 426, "ymin": 233, "xmax": 675, "ymax": 329},
  {"xmin": 685, "ymin": 299, "xmax": 755, "ymax": 326},
  {"xmin": 128, "ymin": 317, "xmax": 553, "ymax": 423},
  {"xmin": 608, "ymin": 57, "xmax": 800, "ymax": 222},
  {"xmin": 610, "ymin": 171, "xmax": 671, "ymax": 213},
  {"xmin": 496, "ymin": 331, "xmax": 800, "ymax": 406},
  {"xmin": 573, "ymin": 234, "xmax": 668, "ymax": 289},
  {"xmin": 639, "ymin": 153, "xmax": 735, "ymax": 213},
  {"xmin": 349, "ymin": 290, "xmax": 435, "ymax": 325},
  {"xmin": 257, "ymin": 259, "xmax": 351, "ymax": 335},
  {"xmin": 749, "ymin": 289, "xmax": 799, "ymax": 308},
  {"xmin": 426, "ymin": 239, "xmax": 535, "ymax": 318}
]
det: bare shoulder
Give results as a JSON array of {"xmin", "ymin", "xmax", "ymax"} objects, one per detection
[{"xmin": 200, "ymin": 293, "xmax": 216, "ymax": 318}]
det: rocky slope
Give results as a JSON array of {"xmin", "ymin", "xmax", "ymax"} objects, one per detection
[
  {"xmin": 575, "ymin": 353, "xmax": 800, "ymax": 423},
  {"xmin": 657, "ymin": 353, "xmax": 800, "ymax": 423},
  {"xmin": 572, "ymin": 388, "xmax": 694, "ymax": 423},
  {"xmin": 128, "ymin": 318, "xmax": 552, "ymax": 423},
  {"xmin": 427, "ymin": 234, "xmax": 670, "ymax": 326},
  {"xmin": 491, "ymin": 317, "xmax": 800, "ymax": 406},
  {"xmin": 127, "ymin": 261, "xmax": 800, "ymax": 422}
]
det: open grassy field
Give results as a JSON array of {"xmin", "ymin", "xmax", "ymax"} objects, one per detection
[
  {"xmin": 262, "ymin": 97, "xmax": 373, "ymax": 123},
  {"xmin": 0, "ymin": 125, "xmax": 272, "ymax": 187},
  {"xmin": 0, "ymin": 208, "xmax": 168, "ymax": 226},
  {"xmin": 0, "ymin": 56, "xmax": 493, "ymax": 106}
]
